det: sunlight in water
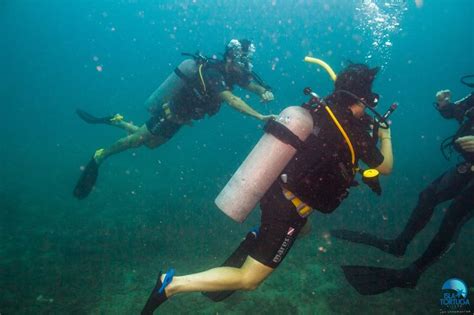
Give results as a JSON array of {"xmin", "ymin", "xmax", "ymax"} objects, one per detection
[{"xmin": 356, "ymin": 0, "xmax": 407, "ymax": 68}]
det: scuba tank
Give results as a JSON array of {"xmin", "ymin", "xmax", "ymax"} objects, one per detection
[
  {"xmin": 145, "ymin": 59, "xmax": 199, "ymax": 114},
  {"xmin": 215, "ymin": 106, "xmax": 314, "ymax": 223}
]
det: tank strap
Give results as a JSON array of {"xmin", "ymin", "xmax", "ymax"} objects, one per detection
[
  {"xmin": 175, "ymin": 66, "xmax": 207, "ymax": 95},
  {"xmin": 282, "ymin": 188, "xmax": 313, "ymax": 218},
  {"xmin": 264, "ymin": 119, "xmax": 306, "ymax": 151},
  {"xmin": 174, "ymin": 67, "xmax": 193, "ymax": 85}
]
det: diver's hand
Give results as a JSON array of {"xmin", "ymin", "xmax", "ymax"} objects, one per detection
[
  {"xmin": 377, "ymin": 126, "xmax": 391, "ymax": 140},
  {"xmin": 259, "ymin": 114, "xmax": 278, "ymax": 121},
  {"xmin": 260, "ymin": 90, "xmax": 275, "ymax": 103},
  {"xmin": 455, "ymin": 136, "xmax": 474, "ymax": 153},
  {"xmin": 435, "ymin": 89, "xmax": 451, "ymax": 108}
]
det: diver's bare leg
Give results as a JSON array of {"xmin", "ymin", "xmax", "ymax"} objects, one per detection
[
  {"xmin": 113, "ymin": 120, "xmax": 140, "ymax": 134},
  {"xmin": 165, "ymin": 256, "xmax": 274, "ymax": 296},
  {"xmin": 103, "ymin": 114, "xmax": 140, "ymax": 134},
  {"xmin": 95, "ymin": 125, "xmax": 154, "ymax": 164}
]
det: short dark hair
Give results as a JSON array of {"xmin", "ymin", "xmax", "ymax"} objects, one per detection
[{"xmin": 333, "ymin": 62, "xmax": 379, "ymax": 108}]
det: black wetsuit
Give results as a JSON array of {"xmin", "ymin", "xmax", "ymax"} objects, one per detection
[
  {"xmin": 391, "ymin": 94, "xmax": 474, "ymax": 275},
  {"xmin": 250, "ymin": 104, "xmax": 384, "ymax": 269},
  {"xmin": 146, "ymin": 62, "xmax": 251, "ymax": 138}
]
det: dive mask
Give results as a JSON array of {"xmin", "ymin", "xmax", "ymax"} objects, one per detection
[{"xmin": 226, "ymin": 39, "xmax": 255, "ymax": 72}]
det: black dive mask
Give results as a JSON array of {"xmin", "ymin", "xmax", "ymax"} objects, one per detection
[
  {"xmin": 363, "ymin": 92, "xmax": 380, "ymax": 108},
  {"xmin": 335, "ymin": 90, "xmax": 388, "ymax": 128}
]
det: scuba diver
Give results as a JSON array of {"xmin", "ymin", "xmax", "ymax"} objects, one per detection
[
  {"xmin": 73, "ymin": 39, "xmax": 275, "ymax": 199},
  {"xmin": 331, "ymin": 78, "xmax": 474, "ymax": 295},
  {"xmin": 140, "ymin": 62, "xmax": 394, "ymax": 314}
]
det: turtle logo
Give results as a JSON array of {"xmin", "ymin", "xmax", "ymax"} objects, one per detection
[{"xmin": 440, "ymin": 278, "xmax": 471, "ymax": 313}]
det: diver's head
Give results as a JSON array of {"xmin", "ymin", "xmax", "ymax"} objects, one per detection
[
  {"xmin": 224, "ymin": 39, "xmax": 255, "ymax": 73},
  {"xmin": 333, "ymin": 63, "xmax": 380, "ymax": 116}
]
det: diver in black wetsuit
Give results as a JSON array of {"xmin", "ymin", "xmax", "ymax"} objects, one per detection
[
  {"xmin": 331, "ymin": 88, "xmax": 474, "ymax": 295},
  {"xmin": 140, "ymin": 63, "xmax": 394, "ymax": 314}
]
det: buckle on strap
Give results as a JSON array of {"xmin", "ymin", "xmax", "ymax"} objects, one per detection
[
  {"xmin": 282, "ymin": 188, "xmax": 313, "ymax": 218},
  {"xmin": 162, "ymin": 103, "xmax": 173, "ymax": 120}
]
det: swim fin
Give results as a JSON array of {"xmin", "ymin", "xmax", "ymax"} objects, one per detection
[
  {"xmin": 76, "ymin": 109, "xmax": 115, "ymax": 125},
  {"xmin": 341, "ymin": 265, "xmax": 418, "ymax": 295},
  {"xmin": 201, "ymin": 229, "xmax": 258, "ymax": 302},
  {"xmin": 141, "ymin": 268, "xmax": 175, "ymax": 315},
  {"xmin": 331, "ymin": 229, "xmax": 405, "ymax": 257},
  {"xmin": 73, "ymin": 158, "xmax": 99, "ymax": 199}
]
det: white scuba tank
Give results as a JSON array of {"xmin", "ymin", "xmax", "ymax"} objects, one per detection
[
  {"xmin": 145, "ymin": 59, "xmax": 198, "ymax": 113},
  {"xmin": 215, "ymin": 106, "xmax": 314, "ymax": 223}
]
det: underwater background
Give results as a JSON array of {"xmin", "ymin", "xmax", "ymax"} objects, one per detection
[{"xmin": 1, "ymin": 0, "xmax": 473, "ymax": 314}]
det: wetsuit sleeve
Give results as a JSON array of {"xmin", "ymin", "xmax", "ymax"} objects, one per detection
[
  {"xmin": 457, "ymin": 93, "xmax": 474, "ymax": 108},
  {"xmin": 438, "ymin": 104, "xmax": 465, "ymax": 122},
  {"xmin": 456, "ymin": 93, "xmax": 474, "ymax": 119}
]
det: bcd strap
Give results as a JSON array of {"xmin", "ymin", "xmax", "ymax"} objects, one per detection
[
  {"xmin": 175, "ymin": 65, "xmax": 207, "ymax": 95},
  {"xmin": 174, "ymin": 67, "xmax": 193, "ymax": 85},
  {"xmin": 264, "ymin": 119, "xmax": 306, "ymax": 151},
  {"xmin": 282, "ymin": 188, "xmax": 313, "ymax": 218}
]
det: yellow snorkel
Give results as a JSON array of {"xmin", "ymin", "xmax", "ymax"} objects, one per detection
[
  {"xmin": 304, "ymin": 56, "xmax": 382, "ymax": 194},
  {"xmin": 304, "ymin": 56, "xmax": 356, "ymax": 166},
  {"xmin": 304, "ymin": 57, "xmax": 337, "ymax": 82}
]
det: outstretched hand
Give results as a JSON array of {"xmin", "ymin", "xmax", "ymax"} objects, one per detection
[
  {"xmin": 260, "ymin": 90, "xmax": 275, "ymax": 103},
  {"xmin": 455, "ymin": 135, "xmax": 474, "ymax": 153}
]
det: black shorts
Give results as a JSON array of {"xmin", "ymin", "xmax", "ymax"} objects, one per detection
[
  {"xmin": 249, "ymin": 182, "xmax": 308, "ymax": 269},
  {"xmin": 146, "ymin": 111, "xmax": 182, "ymax": 138}
]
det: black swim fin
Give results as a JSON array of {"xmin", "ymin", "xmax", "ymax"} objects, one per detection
[
  {"xmin": 341, "ymin": 265, "xmax": 418, "ymax": 295},
  {"xmin": 141, "ymin": 269, "xmax": 175, "ymax": 315},
  {"xmin": 331, "ymin": 229, "xmax": 405, "ymax": 257},
  {"xmin": 202, "ymin": 230, "xmax": 258, "ymax": 302},
  {"xmin": 76, "ymin": 109, "xmax": 114, "ymax": 125},
  {"xmin": 73, "ymin": 158, "xmax": 99, "ymax": 199}
]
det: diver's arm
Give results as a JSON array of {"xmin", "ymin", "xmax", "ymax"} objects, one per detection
[
  {"xmin": 435, "ymin": 90, "xmax": 472, "ymax": 122},
  {"xmin": 375, "ymin": 127, "xmax": 393, "ymax": 175},
  {"xmin": 219, "ymin": 90, "xmax": 275, "ymax": 121},
  {"xmin": 454, "ymin": 93, "xmax": 474, "ymax": 108},
  {"xmin": 245, "ymin": 82, "xmax": 275, "ymax": 103}
]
